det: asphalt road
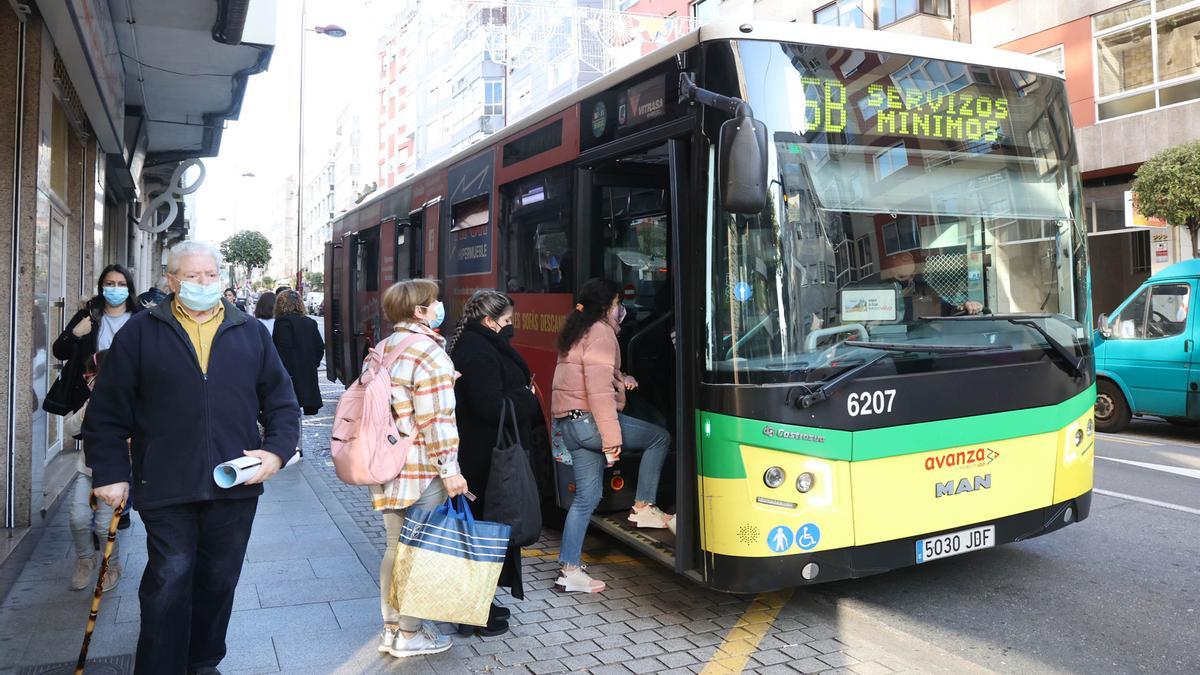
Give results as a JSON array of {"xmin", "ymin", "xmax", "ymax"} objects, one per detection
[{"xmin": 815, "ymin": 416, "xmax": 1200, "ymax": 675}]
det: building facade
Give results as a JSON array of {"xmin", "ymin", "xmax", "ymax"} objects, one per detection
[
  {"xmin": 971, "ymin": 0, "xmax": 1199, "ymax": 315},
  {"xmin": 1, "ymin": 0, "xmax": 273, "ymax": 538}
]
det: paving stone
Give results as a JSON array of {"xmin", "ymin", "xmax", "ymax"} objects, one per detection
[
  {"xmin": 529, "ymin": 644, "xmax": 570, "ymax": 661},
  {"xmin": 594, "ymin": 633, "xmax": 634, "ymax": 650},
  {"xmin": 753, "ymin": 662, "xmax": 801, "ymax": 672},
  {"xmin": 656, "ymin": 651, "xmax": 697, "ymax": 669},
  {"xmin": 753, "ymin": 648, "xmax": 793, "ymax": 667},
  {"xmin": 528, "ymin": 659, "xmax": 569, "ymax": 674},
  {"xmin": 816, "ymin": 651, "xmax": 860, "ymax": 668},
  {"xmin": 589, "ymin": 665, "xmax": 633, "ymax": 675},
  {"xmin": 473, "ymin": 640, "xmax": 514, "ymax": 656},
  {"xmin": 495, "ymin": 649, "xmax": 535, "ymax": 666},
  {"xmin": 556, "ymin": 653, "xmax": 599, "ymax": 670},
  {"xmin": 783, "ymin": 644, "xmax": 821, "ymax": 660},
  {"xmin": 809, "ymin": 638, "xmax": 849, "ymax": 655},
  {"xmin": 793, "ymin": 657, "xmax": 833, "ymax": 674},
  {"xmin": 626, "ymin": 657, "xmax": 667, "ymax": 674},
  {"xmin": 848, "ymin": 662, "xmax": 893, "ymax": 675},
  {"xmin": 592, "ymin": 647, "xmax": 633, "ymax": 663},
  {"xmin": 624, "ymin": 641, "xmax": 666, "ymax": 659},
  {"xmin": 562, "ymin": 639, "xmax": 601, "ymax": 656}
]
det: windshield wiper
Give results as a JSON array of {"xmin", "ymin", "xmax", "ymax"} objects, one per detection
[
  {"xmin": 792, "ymin": 342, "xmax": 1007, "ymax": 409},
  {"xmin": 919, "ymin": 314, "xmax": 1084, "ymax": 376}
]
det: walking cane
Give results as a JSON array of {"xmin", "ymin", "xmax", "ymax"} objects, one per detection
[{"xmin": 75, "ymin": 495, "xmax": 124, "ymax": 675}]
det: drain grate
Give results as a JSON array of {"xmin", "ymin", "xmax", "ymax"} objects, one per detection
[{"xmin": 19, "ymin": 654, "xmax": 133, "ymax": 675}]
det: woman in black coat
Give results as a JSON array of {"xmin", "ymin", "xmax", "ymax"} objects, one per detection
[
  {"xmin": 447, "ymin": 289, "xmax": 542, "ymax": 637},
  {"xmin": 51, "ymin": 264, "xmax": 140, "ymax": 414},
  {"xmin": 272, "ymin": 290, "xmax": 325, "ymax": 416}
]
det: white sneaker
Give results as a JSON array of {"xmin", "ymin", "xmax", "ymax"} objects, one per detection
[
  {"xmin": 389, "ymin": 624, "xmax": 452, "ymax": 658},
  {"xmin": 69, "ymin": 555, "xmax": 96, "ymax": 591},
  {"xmin": 629, "ymin": 504, "xmax": 674, "ymax": 529},
  {"xmin": 378, "ymin": 626, "xmax": 399, "ymax": 654},
  {"xmin": 555, "ymin": 565, "xmax": 606, "ymax": 593}
]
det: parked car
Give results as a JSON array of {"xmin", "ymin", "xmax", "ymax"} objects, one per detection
[
  {"xmin": 306, "ymin": 292, "xmax": 324, "ymax": 315},
  {"xmin": 1094, "ymin": 259, "xmax": 1200, "ymax": 432}
]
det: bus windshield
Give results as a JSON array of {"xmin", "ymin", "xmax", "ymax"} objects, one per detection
[{"xmin": 706, "ymin": 40, "xmax": 1089, "ymax": 384}]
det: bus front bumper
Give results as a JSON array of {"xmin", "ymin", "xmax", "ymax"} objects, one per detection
[{"xmin": 705, "ymin": 490, "xmax": 1091, "ymax": 594}]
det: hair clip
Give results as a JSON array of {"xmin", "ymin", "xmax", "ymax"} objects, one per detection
[{"xmin": 575, "ymin": 303, "xmax": 584, "ymax": 312}]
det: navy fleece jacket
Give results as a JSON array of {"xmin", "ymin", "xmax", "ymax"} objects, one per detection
[{"xmin": 83, "ymin": 297, "xmax": 300, "ymax": 510}]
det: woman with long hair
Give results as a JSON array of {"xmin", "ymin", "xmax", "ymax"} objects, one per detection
[
  {"xmin": 52, "ymin": 263, "xmax": 140, "ymax": 590},
  {"xmin": 446, "ymin": 289, "xmax": 539, "ymax": 635},
  {"xmin": 371, "ymin": 278, "xmax": 467, "ymax": 659},
  {"xmin": 52, "ymin": 264, "xmax": 140, "ymax": 414},
  {"xmin": 551, "ymin": 278, "xmax": 673, "ymax": 593},
  {"xmin": 272, "ymin": 290, "xmax": 324, "ymax": 416}
]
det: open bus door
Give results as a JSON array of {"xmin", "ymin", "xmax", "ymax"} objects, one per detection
[
  {"xmin": 563, "ymin": 137, "xmax": 697, "ymax": 576},
  {"xmin": 324, "ymin": 240, "xmax": 342, "ymax": 382}
]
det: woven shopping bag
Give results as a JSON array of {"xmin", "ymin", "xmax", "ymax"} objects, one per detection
[{"xmin": 389, "ymin": 495, "xmax": 511, "ymax": 627}]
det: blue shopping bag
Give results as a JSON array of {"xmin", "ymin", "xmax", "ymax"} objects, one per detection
[{"xmin": 389, "ymin": 495, "xmax": 512, "ymax": 626}]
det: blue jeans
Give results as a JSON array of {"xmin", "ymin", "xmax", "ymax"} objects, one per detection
[{"xmin": 557, "ymin": 413, "xmax": 671, "ymax": 566}]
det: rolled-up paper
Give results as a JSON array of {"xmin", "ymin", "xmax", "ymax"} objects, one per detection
[{"xmin": 213, "ymin": 456, "xmax": 262, "ymax": 488}]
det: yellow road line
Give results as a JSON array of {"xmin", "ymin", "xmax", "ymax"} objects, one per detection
[{"xmin": 701, "ymin": 588, "xmax": 794, "ymax": 674}]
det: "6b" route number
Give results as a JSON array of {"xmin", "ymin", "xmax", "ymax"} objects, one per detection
[{"xmin": 847, "ymin": 390, "xmax": 897, "ymax": 417}]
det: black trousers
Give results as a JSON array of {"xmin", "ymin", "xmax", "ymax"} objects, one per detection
[{"xmin": 134, "ymin": 498, "xmax": 258, "ymax": 675}]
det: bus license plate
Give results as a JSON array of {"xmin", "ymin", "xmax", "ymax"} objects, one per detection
[{"xmin": 915, "ymin": 525, "xmax": 995, "ymax": 564}]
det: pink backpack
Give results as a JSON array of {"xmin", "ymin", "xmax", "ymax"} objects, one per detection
[{"xmin": 331, "ymin": 333, "xmax": 431, "ymax": 485}]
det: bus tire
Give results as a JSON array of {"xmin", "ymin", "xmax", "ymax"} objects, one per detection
[{"xmin": 1095, "ymin": 380, "xmax": 1130, "ymax": 433}]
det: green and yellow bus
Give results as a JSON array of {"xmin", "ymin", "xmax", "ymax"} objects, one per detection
[{"xmin": 326, "ymin": 22, "xmax": 1094, "ymax": 593}]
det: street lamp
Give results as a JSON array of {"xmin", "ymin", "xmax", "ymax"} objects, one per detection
[{"xmin": 297, "ymin": 1, "xmax": 346, "ymax": 292}]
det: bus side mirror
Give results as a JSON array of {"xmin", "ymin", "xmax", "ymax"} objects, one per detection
[
  {"xmin": 718, "ymin": 116, "xmax": 768, "ymax": 215},
  {"xmin": 1097, "ymin": 313, "xmax": 1112, "ymax": 339}
]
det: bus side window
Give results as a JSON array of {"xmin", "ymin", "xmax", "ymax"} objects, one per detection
[{"xmin": 501, "ymin": 167, "xmax": 573, "ymax": 294}]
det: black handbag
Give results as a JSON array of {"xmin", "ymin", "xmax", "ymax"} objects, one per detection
[
  {"xmin": 42, "ymin": 342, "xmax": 85, "ymax": 416},
  {"xmin": 484, "ymin": 399, "xmax": 542, "ymax": 547}
]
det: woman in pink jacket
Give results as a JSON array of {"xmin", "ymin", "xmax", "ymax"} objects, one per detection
[{"xmin": 551, "ymin": 278, "xmax": 673, "ymax": 593}]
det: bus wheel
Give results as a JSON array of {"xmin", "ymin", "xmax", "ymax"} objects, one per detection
[{"xmin": 1095, "ymin": 381, "xmax": 1130, "ymax": 433}]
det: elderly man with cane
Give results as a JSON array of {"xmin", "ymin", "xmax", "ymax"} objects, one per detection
[{"xmin": 84, "ymin": 240, "xmax": 299, "ymax": 675}]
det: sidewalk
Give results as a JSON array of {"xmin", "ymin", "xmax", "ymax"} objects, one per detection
[{"xmin": 0, "ymin": 379, "xmax": 932, "ymax": 674}]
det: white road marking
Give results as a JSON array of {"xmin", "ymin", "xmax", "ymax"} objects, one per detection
[
  {"xmin": 1094, "ymin": 488, "xmax": 1200, "ymax": 516},
  {"xmin": 1096, "ymin": 433, "xmax": 1160, "ymax": 446},
  {"xmin": 1097, "ymin": 455, "xmax": 1200, "ymax": 480}
]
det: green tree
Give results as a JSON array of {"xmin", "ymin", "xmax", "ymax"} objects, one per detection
[
  {"xmin": 220, "ymin": 230, "xmax": 272, "ymax": 283},
  {"xmin": 304, "ymin": 271, "xmax": 323, "ymax": 290},
  {"xmin": 1132, "ymin": 141, "xmax": 1200, "ymax": 258},
  {"xmin": 259, "ymin": 275, "xmax": 275, "ymax": 291}
]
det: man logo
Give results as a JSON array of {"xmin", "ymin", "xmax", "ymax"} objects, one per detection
[{"xmin": 935, "ymin": 474, "xmax": 991, "ymax": 498}]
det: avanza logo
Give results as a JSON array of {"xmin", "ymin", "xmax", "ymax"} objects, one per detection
[
  {"xmin": 935, "ymin": 474, "xmax": 991, "ymax": 497},
  {"xmin": 924, "ymin": 448, "xmax": 999, "ymax": 471}
]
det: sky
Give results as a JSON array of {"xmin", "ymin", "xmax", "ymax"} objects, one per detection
[{"xmin": 192, "ymin": 0, "xmax": 397, "ymax": 245}]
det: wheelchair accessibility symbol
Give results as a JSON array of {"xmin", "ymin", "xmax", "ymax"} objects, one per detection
[
  {"xmin": 795, "ymin": 523, "xmax": 820, "ymax": 551},
  {"xmin": 767, "ymin": 526, "xmax": 793, "ymax": 553}
]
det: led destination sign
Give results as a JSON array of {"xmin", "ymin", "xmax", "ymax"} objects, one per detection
[{"xmin": 800, "ymin": 79, "xmax": 1012, "ymax": 143}]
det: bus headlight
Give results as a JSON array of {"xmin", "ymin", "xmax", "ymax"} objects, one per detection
[
  {"xmin": 763, "ymin": 467, "xmax": 785, "ymax": 488},
  {"xmin": 796, "ymin": 472, "xmax": 815, "ymax": 493},
  {"xmin": 1074, "ymin": 429, "xmax": 1084, "ymax": 447},
  {"xmin": 1086, "ymin": 419, "xmax": 1094, "ymax": 436}
]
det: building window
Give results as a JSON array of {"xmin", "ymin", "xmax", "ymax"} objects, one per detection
[
  {"xmin": 815, "ymin": 0, "xmax": 865, "ymax": 28},
  {"xmin": 882, "ymin": 216, "xmax": 921, "ymax": 255},
  {"xmin": 484, "ymin": 78, "xmax": 504, "ymax": 117},
  {"xmin": 873, "ymin": 142, "xmax": 909, "ymax": 180},
  {"xmin": 1033, "ymin": 44, "xmax": 1066, "ymax": 73},
  {"xmin": 1131, "ymin": 229, "xmax": 1152, "ymax": 273},
  {"xmin": 878, "ymin": 0, "xmax": 950, "ymax": 27},
  {"xmin": 692, "ymin": 0, "xmax": 719, "ymax": 23},
  {"xmin": 1095, "ymin": 0, "xmax": 1200, "ymax": 121}
]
